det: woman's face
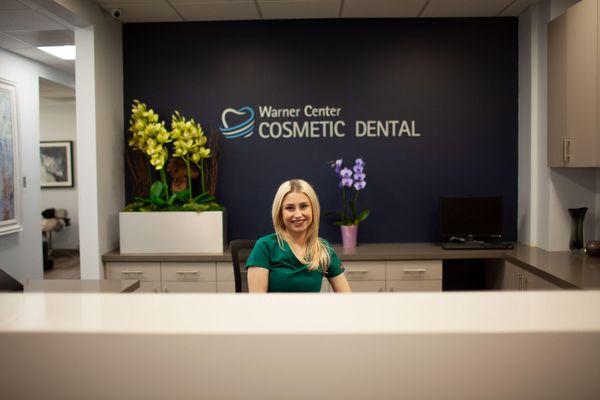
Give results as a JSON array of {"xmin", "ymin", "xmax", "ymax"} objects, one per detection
[{"xmin": 281, "ymin": 191, "xmax": 313, "ymax": 235}]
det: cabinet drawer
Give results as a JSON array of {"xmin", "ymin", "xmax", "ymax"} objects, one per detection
[
  {"xmin": 105, "ymin": 262, "xmax": 160, "ymax": 282},
  {"xmin": 386, "ymin": 280, "xmax": 442, "ymax": 292},
  {"xmin": 348, "ymin": 280, "xmax": 386, "ymax": 293},
  {"xmin": 161, "ymin": 262, "xmax": 216, "ymax": 282},
  {"xmin": 343, "ymin": 261, "xmax": 385, "ymax": 281},
  {"xmin": 386, "ymin": 260, "xmax": 442, "ymax": 281},
  {"xmin": 137, "ymin": 282, "xmax": 162, "ymax": 293},
  {"xmin": 162, "ymin": 281, "xmax": 216, "ymax": 293},
  {"xmin": 216, "ymin": 262, "xmax": 236, "ymax": 281}
]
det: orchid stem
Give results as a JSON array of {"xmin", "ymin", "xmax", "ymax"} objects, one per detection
[
  {"xmin": 159, "ymin": 168, "xmax": 169, "ymax": 202},
  {"xmin": 200, "ymin": 158, "xmax": 206, "ymax": 194},
  {"xmin": 185, "ymin": 159, "xmax": 193, "ymax": 202}
]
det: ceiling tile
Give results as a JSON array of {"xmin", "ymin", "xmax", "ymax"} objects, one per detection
[
  {"xmin": 259, "ymin": 0, "xmax": 340, "ymax": 20},
  {"xmin": 173, "ymin": 2, "xmax": 260, "ymax": 21},
  {"xmin": 343, "ymin": 0, "xmax": 427, "ymax": 18},
  {"xmin": 0, "ymin": 10, "xmax": 66, "ymax": 31},
  {"xmin": 499, "ymin": 0, "xmax": 542, "ymax": 16},
  {"xmin": 5, "ymin": 29, "xmax": 74, "ymax": 46},
  {"xmin": 421, "ymin": 0, "xmax": 514, "ymax": 17},
  {"xmin": 102, "ymin": 3, "xmax": 183, "ymax": 22},
  {"xmin": 0, "ymin": 32, "xmax": 29, "ymax": 49},
  {"xmin": 0, "ymin": 0, "xmax": 29, "ymax": 10}
]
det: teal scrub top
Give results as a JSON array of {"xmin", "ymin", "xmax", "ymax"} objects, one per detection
[{"xmin": 246, "ymin": 233, "xmax": 345, "ymax": 292}]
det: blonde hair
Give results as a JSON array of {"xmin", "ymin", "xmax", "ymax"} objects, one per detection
[{"xmin": 272, "ymin": 179, "xmax": 331, "ymax": 272}]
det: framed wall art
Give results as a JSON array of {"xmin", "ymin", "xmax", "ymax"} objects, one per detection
[
  {"xmin": 0, "ymin": 78, "xmax": 22, "ymax": 236},
  {"xmin": 40, "ymin": 141, "xmax": 74, "ymax": 188}
]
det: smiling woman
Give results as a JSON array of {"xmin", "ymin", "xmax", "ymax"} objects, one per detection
[{"xmin": 246, "ymin": 179, "xmax": 351, "ymax": 293}]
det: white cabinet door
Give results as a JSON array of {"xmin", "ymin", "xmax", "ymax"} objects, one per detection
[
  {"xmin": 386, "ymin": 280, "xmax": 441, "ymax": 292},
  {"xmin": 217, "ymin": 281, "xmax": 235, "ymax": 293},
  {"xmin": 347, "ymin": 280, "xmax": 385, "ymax": 292},
  {"xmin": 162, "ymin": 281, "xmax": 216, "ymax": 293},
  {"xmin": 137, "ymin": 282, "xmax": 162, "ymax": 293}
]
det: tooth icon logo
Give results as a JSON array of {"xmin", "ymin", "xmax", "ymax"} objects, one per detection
[{"xmin": 219, "ymin": 106, "xmax": 255, "ymax": 139}]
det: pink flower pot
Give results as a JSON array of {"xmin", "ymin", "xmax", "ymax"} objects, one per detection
[{"xmin": 341, "ymin": 225, "xmax": 358, "ymax": 249}]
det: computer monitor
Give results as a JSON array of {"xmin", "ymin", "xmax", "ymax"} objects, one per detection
[{"xmin": 439, "ymin": 196, "xmax": 503, "ymax": 241}]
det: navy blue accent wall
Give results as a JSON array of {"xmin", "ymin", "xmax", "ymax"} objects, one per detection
[{"xmin": 123, "ymin": 18, "xmax": 518, "ymax": 243}]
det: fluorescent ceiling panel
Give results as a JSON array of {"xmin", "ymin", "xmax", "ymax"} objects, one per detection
[{"xmin": 37, "ymin": 45, "xmax": 76, "ymax": 60}]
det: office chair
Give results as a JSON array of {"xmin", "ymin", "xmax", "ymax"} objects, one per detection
[{"xmin": 230, "ymin": 239, "xmax": 256, "ymax": 293}]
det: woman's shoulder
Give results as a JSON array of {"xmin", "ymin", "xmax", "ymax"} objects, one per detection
[{"xmin": 255, "ymin": 233, "xmax": 279, "ymax": 246}]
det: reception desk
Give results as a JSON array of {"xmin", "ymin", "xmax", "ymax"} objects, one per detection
[
  {"xmin": 103, "ymin": 243, "xmax": 600, "ymax": 292},
  {"xmin": 0, "ymin": 292, "xmax": 599, "ymax": 399}
]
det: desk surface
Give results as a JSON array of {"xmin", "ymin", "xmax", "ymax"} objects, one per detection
[
  {"xmin": 102, "ymin": 243, "xmax": 600, "ymax": 290},
  {"xmin": 24, "ymin": 279, "xmax": 139, "ymax": 293}
]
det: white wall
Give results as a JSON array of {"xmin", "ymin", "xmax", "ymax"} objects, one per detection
[
  {"xmin": 518, "ymin": 0, "xmax": 595, "ymax": 251},
  {"xmin": 0, "ymin": 48, "xmax": 74, "ymax": 283},
  {"xmin": 54, "ymin": 0, "xmax": 124, "ymax": 279},
  {"xmin": 39, "ymin": 99, "xmax": 79, "ymax": 250}
]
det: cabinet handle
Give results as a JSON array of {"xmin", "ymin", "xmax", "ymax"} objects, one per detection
[
  {"xmin": 561, "ymin": 136, "xmax": 572, "ymax": 163},
  {"xmin": 176, "ymin": 271, "xmax": 199, "ymax": 280},
  {"xmin": 153, "ymin": 288, "xmax": 158, "ymax": 293},
  {"xmin": 121, "ymin": 271, "xmax": 143, "ymax": 279},
  {"xmin": 403, "ymin": 269, "xmax": 426, "ymax": 274},
  {"xmin": 346, "ymin": 270, "xmax": 369, "ymax": 274},
  {"xmin": 164, "ymin": 288, "xmax": 169, "ymax": 293}
]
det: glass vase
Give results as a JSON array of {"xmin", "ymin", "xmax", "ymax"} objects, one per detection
[{"xmin": 568, "ymin": 207, "xmax": 588, "ymax": 251}]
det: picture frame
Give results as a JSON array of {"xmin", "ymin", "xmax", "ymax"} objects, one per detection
[
  {"xmin": 0, "ymin": 78, "xmax": 22, "ymax": 236},
  {"xmin": 40, "ymin": 140, "xmax": 74, "ymax": 188}
]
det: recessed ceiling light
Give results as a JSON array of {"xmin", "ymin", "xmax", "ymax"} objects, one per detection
[{"xmin": 37, "ymin": 45, "xmax": 76, "ymax": 60}]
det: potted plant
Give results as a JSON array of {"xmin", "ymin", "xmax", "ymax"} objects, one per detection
[
  {"xmin": 329, "ymin": 158, "xmax": 370, "ymax": 248},
  {"xmin": 119, "ymin": 100, "xmax": 225, "ymax": 254}
]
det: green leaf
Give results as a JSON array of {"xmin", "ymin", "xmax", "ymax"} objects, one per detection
[
  {"xmin": 149, "ymin": 181, "xmax": 164, "ymax": 199},
  {"xmin": 174, "ymin": 189, "xmax": 190, "ymax": 203},
  {"xmin": 193, "ymin": 193, "xmax": 215, "ymax": 204},
  {"xmin": 167, "ymin": 193, "xmax": 177, "ymax": 205},
  {"xmin": 356, "ymin": 209, "xmax": 370, "ymax": 224}
]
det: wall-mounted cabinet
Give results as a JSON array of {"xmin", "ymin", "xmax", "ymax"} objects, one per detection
[{"xmin": 548, "ymin": 0, "xmax": 599, "ymax": 167}]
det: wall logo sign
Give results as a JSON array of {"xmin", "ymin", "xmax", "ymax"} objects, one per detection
[
  {"xmin": 219, "ymin": 106, "xmax": 255, "ymax": 139},
  {"xmin": 219, "ymin": 104, "xmax": 421, "ymax": 140}
]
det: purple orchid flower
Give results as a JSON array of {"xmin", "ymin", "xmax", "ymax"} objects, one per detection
[
  {"xmin": 354, "ymin": 158, "xmax": 365, "ymax": 167},
  {"xmin": 354, "ymin": 180, "xmax": 366, "ymax": 191},
  {"xmin": 341, "ymin": 177, "xmax": 353, "ymax": 187},
  {"xmin": 353, "ymin": 172, "xmax": 366, "ymax": 182},
  {"xmin": 332, "ymin": 159, "xmax": 343, "ymax": 175},
  {"xmin": 339, "ymin": 168, "xmax": 352, "ymax": 178}
]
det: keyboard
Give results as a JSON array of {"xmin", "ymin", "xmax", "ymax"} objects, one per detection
[{"xmin": 442, "ymin": 241, "xmax": 514, "ymax": 250}]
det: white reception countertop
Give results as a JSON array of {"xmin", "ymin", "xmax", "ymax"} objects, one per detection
[{"xmin": 1, "ymin": 291, "xmax": 600, "ymax": 334}]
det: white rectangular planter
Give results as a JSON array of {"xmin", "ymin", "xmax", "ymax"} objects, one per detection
[{"xmin": 119, "ymin": 211, "xmax": 225, "ymax": 254}]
